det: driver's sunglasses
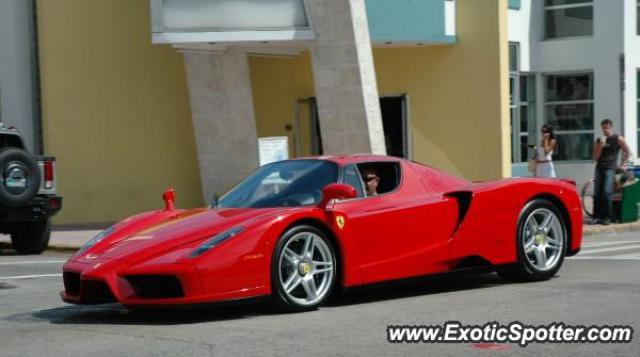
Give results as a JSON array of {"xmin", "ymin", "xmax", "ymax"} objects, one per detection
[{"xmin": 364, "ymin": 175, "xmax": 378, "ymax": 182}]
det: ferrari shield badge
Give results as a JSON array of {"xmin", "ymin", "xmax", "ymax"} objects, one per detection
[{"xmin": 336, "ymin": 215, "xmax": 345, "ymax": 230}]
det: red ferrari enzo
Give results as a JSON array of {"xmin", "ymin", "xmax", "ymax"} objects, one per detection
[{"xmin": 62, "ymin": 155, "xmax": 582, "ymax": 311}]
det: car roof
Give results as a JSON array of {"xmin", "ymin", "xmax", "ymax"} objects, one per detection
[{"xmin": 292, "ymin": 154, "xmax": 403, "ymax": 165}]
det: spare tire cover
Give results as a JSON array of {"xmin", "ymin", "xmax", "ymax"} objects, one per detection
[{"xmin": 0, "ymin": 147, "xmax": 41, "ymax": 207}]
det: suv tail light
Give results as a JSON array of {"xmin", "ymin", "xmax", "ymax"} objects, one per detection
[{"xmin": 44, "ymin": 160, "xmax": 54, "ymax": 189}]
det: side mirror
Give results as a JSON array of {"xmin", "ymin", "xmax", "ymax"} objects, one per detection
[
  {"xmin": 318, "ymin": 183, "xmax": 357, "ymax": 208},
  {"xmin": 163, "ymin": 188, "xmax": 175, "ymax": 211}
]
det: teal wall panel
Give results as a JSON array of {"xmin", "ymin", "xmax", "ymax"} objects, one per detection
[{"xmin": 365, "ymin": 0, "xmax": 455, "ymax": 43}]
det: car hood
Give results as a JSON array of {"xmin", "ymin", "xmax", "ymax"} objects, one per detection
[{"xmin": 73, "ymin": 207, "xmax": 292, "ymax": 264}]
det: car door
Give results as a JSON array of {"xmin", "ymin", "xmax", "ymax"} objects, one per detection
[{"xmin": 332, "ymin": 161, "xmax": 457, "ymax": 284}]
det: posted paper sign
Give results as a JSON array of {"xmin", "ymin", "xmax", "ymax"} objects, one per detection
[{"xmin": 258, "ymin": 136, "xmax": 289, "ymax": 166}]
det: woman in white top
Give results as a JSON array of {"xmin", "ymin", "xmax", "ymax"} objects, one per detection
[{"xmin": 535, "ymin": 124, "xmax": 557, "ymax": 178}]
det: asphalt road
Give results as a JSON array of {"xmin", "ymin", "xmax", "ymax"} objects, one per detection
[{"xmin": 0, "ymin": 231, "xmax": 638, "ymax": 357}]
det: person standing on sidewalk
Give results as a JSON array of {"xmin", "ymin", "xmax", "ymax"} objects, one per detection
[
  {"xmin": 592, "ymin": 119, "xmax": 632, "ymax": 225},
  {"xmin": 534, "ymin": 124, "xmax": 557, "ymax": 178}
]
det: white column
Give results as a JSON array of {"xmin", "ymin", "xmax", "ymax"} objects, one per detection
[
  {"xmin": 183, "ymin": 50, "xmax": 259, "ymax": 202},
  {"xmin": 307, "ymin": 0, "xmax": 387, "ymax": 155}
]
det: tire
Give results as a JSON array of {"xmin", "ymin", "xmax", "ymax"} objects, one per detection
[
  {"xmin": 581, "ymin": 179, "xmax": 594, "ymax": 218},
  {"xmin": 11, "ymin": 219, "xmax": 51, "ymax": 255},
  {"xmin": 497, "ymin": 199, "xmax": 567, "ymax": 282},
  {"xmin": 0, "ymin": 147, "xmax": 41, "ymax": 207},
  {"xmin": 271, "ymin": 225, "xmax": 337, "ymax": 312}
]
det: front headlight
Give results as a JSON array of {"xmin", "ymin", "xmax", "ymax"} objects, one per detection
[
  {"xmin": 78, "ymin": 226, "xmax": 116, "ymax": 254},
  {"xmin": 189, "ymin": 227, "xmax": 246, "ymax": 258}
]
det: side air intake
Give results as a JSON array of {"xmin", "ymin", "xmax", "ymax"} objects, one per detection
[{"xmin": 444, "ymin": 191, "xmax": 473, "ymax": 236}]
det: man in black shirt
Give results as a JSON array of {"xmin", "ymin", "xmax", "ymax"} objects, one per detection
[{"xmin": 592, "ymin": 119, "xmax": 632, "ymax": 225}]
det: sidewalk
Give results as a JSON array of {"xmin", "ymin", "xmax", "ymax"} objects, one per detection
[
  {"xmin": 0, "ymin": 221, "xmax": 639, "ymax": 252},
  {"xmin": 0, "ymin": 228, "xmax": 102, "ymax": 251},
  {"xmin": 582, "ymin": 220, "xmax": 640, "ymax": 236}
]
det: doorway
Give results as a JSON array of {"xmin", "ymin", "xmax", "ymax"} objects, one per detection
[
  {"xmin": 294, "ymin": 95, "xmax": 409, "ymax": 158},
  {"xmin": 294, "ymin": 98, "xmax": 323, "ymax": 157},
  {"xmin": 380, "ymin": 95, "xmax": 409, "ymax": 158}
]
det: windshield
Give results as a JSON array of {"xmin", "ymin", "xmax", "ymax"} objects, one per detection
[{"xmin": 218, "ymin": 160, "xmax": 339, "ymax": 208}]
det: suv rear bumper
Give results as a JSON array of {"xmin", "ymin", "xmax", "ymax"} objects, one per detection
[{"xmin": 0, "ymin": 195, "xmax": 62, "ymax": 224}]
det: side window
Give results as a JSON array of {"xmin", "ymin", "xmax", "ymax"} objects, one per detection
[
  {"xmin": 342, "ymin": 164, "xmax": 365, "ymax": 198},
  {"xmin": 357, "ymin": 162, "xmax": 401, "ymax": 196}
]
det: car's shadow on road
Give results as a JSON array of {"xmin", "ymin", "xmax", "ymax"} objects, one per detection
[
  {"xmin": 327, "ymin": 272, "xmax": 506, "ymax": 307},
  {"xmin": 9, "ymin": 271, "xmax": 524, "ymax": 326}
]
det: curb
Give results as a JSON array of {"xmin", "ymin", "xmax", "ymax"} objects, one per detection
[
  {"xmin": 43, "ymin": 245, "xmax": 80, "ymax": 253},
  {"xmin": 0, "ymin": 241, "xmax": 78, "ymax": 253},
  {"xmin": 582, "ymin": 221, "xmax": 640, "ymax": 236}
]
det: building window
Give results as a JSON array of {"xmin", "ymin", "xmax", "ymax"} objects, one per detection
[
  {"xmin": 153, "ymin": 0, "xmax": 310, "ymax": 32},
  {"xmin": 509, "ymin": 43, "xmax": 536, "ymax": 164},
  {"xmin": 545, "ymin": 0, "xmax": 593, "ymax": 39},
  {"xmin": 545, "ymin": 73, "xmax": 594, "ymax": 161}
]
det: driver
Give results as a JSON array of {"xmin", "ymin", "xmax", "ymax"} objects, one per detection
[{"xmin": 362, "ymin": 168, "xmax": 380, "ymax": 196}]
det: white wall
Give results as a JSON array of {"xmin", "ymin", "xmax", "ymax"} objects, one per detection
[
  {"xmin": 624, "ymin": 0, "xmax": 640, "ymax": 158},
  {"xmin": 508, "ymin": 0, "xmax": 628, "ymax": 190},
  {"xmin": 445, "ymin": 0, "xmax": 456, "ymax": 37},
  {"xmin": 508, "ymin": 0, "xmax": 533, "ymax": 71}
]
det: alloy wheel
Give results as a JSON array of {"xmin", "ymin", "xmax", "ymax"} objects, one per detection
[
  {"xmin": 278, "ymin": 231, "xmax": 335, "ymax": 307},
  {"xmin": 522, "ymin": 208, "xmax": 565, "ymax": 271}
]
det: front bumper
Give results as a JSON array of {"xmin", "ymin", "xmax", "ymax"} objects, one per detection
[{"xmin": 61, "ymin": 258, "xmax": 268, "ymax": 307}]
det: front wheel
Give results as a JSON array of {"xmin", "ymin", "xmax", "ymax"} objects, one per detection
[
  {"xmin": 497, "ymin": 199, "xmax": 567, "ymax": 282},
  {"xmin": 271, "ymin": 225, "xmax": 337, "ymax": 312},
  {"xmin": 10, "ymin": 219, "xmax": 51, "ymax": 255}
]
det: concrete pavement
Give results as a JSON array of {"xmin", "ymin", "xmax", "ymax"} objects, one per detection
[{"xmin": 0, "ymin": 231, "xmax": 638, "ymax": 356}]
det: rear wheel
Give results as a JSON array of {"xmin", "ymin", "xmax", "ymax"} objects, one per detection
[
  {"xmin": 11, "ymin": 219, "xmax": 51, "ymax": 255},
  {"xmin": 271, "ymin": 225, "xmax": 336, "ymax": 312},
  {"xmin": 581, "ymin": 179, "xmax": 594, "ymax": 218},
  {"xmin": 497, "ymin": 199, "xmax": 567, "ymax": 282}
]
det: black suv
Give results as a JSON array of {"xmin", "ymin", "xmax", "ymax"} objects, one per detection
[{"xmin": 0, "ymin": 124, "xmax": 62, "ymax": 254}]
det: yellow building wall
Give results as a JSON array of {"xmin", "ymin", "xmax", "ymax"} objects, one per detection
[
  {"xmin": 37, "ymin": 0, "xmax": 203, "ymax": 225},
  {"xmin": 250, "ymin": 0, "xmax": 510, "ymax": 181},
  {"xmin": 249, "ymin": 53, "xmax": 316, "ymax": 156},
  {"xmin": 375, "ymin": 0, "xmax": 511, "ymax": 180}
]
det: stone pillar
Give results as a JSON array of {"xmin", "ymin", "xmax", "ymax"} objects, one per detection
[
  {"xmin": 183, "ymin": 50, "xmax": 258, "ymax": 202},
  {"xmin": 307, "ymin": 0, "xmax": 387, "ymax": 155}
]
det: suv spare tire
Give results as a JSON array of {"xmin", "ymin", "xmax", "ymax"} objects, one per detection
[{"xmin": 0, "ymin": 147, "xmax": 41, "ymax": 207}]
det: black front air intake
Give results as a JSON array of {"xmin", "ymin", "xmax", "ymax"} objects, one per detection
[
  {"xmin": 126, "ymin": 275, "xmax": 184, "ymax": 299},
  {"xmin": 81, "ymin": 279, "xmax": 117, "ymax": 304},
  {"xmin": 63, "ymin": 271, "xmax": 81, "ymax": 296}
]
